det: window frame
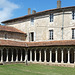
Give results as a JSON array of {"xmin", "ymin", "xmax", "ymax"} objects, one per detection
[
  {"xmin": 50, "ymin": 13, "xmax": 54, "ymax": 22},
  {"xmin": 72, "ymin": 29, "xmax": 75, "ymax": 39},
  {"xmin": 29, "ymin": 32, "xmax": 35, "ymax": 42},
  {"xmin": 31, "ymin": 18, "xmax": 34, "ymax": 25},
  {"xmin": 5, "ymin": 34, "xmax": 7, "ymax": 39},
  {"xmin": 72, "ymin": 10, "xmax": 75, "ymax": 20},
  {"xmin": 49, "ymin": 30, "xmax": 53, "ymax": 40}
]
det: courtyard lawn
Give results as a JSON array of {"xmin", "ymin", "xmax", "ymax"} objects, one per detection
[{"xmin": 0, "ymin": 64, "xmax": 75, "ymax": 75}]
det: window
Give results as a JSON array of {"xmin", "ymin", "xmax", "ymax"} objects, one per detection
[
  {"xmin": 50, "ymin": 13, "xmax": 54, "ymax": 22},
  {"xmin": 5, "ymin": 34, "xmax": 7, "ymax": 39},
  {"xmin": 29, "ymin": 32, "xmax": 34, "ymax": 41},
  {"xmin": 72, "ymin": 29, "xmax": 75, "ymax": 39},
  {"xmin": 72, "ymin": 10, "xmax": 75, "ymax": 20},
  {"xmin": 49, "ymin": 30, "xmax": 53, "ymax": 40},
  {"xmin": 31, "ymin": 18, "xmax": 34, "ymax": 25}
]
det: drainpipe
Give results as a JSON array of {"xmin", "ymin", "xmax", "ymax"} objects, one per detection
[
  {"xmin": 62, "ymin": 10, "xmax": 64, "ymax": 40},
  {"xmin": 25, "ymin": 43, "xmax": 28, "ymax": 65}
]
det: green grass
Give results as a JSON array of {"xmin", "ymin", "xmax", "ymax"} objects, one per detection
[{"xmin": 0, "ymin": 63, "xmax": 75, "ymax": 75}]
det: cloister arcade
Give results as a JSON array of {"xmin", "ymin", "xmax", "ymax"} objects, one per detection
[{"xmin": 0, "ymin": 46, "xmax": 75, "ymax": 66}]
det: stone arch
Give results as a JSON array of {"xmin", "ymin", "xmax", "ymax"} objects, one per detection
[
  {"xmin": 70, "ymin": 48, "xmax": 74, "ymax": 63},
  {"xmin": 3, "ymin": 48, "xmax": 6, "ymax": 62},
  {"xmin": 8, "ymin": 48, "xmax": 12, "ymax": 62},
  {"xmin": 63, "ymin": 48, "xmax": 68, "ymax": 63},
  {"xmin": 52, "ymin": 48, "xmax": 55, "ymax": 62},
  {"xmin": 46, "ymin": 49, "xmax": 50, "ymax": 62},
  {"xmin": 57, "ymin": 48, "xmax": 61, "ymax": 63},
  {"xmin": 41, "ymin": 49, "xmax": 44, "ymax": 62}
]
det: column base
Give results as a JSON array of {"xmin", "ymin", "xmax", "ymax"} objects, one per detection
[
  {"xmin": 20, "ymin": 61, "xmax": 22, "ymax": 62},
  {"xmin": 6, "ymin": 61, "xmax": 8, "ymax": 62},
  {"xmin": 11, "ymin": 61, "xmax": 13, "ymax": 62},
  {"xmin": 44, "ymin": 61, "xmax": 47, "ymax": 63},
  {"xmin": 34, "ymin": 60, "xmax": 37, "ymax": 62},
  {"xmin": 61, "ymin": 61, "xmax": 64, "ymax": 63},
  {"xmin": 39, "ymin": 60, "xmax": 42, "ymax": 62},
  {"xmin": 49, "ymin": 61, "xmax": 52, "ymax": 63},
  {"xmin": 67, "ymin": 62, "xmax": 70, "ymax": 64},
  {"xmin": 30, "ymin": 61, "xmax": 32, "ymax": 62},
  {"xmin": 16, "ymin": 60, "xmax": 18, "ymax": 62},
  {"xmin": 55, "ymin": 61, "xmax": 58, "ymax": 63}
]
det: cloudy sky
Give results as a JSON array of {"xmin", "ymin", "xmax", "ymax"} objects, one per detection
[{"xmin": 0, "ymin": 0, "xmax": 75, "ymax": 23}]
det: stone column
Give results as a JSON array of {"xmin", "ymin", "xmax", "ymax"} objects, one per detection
[
  {"xmin": 34, "ymin": 50, "xmax": 36, "ymax": 62},
  {"xmin": 11, "ymin": 49, "xmax": 13, "ymax": 62},
  {"xmin": 30, "ymin": 50, "xmax": 32, "ymax": 62},
  {"xmin": 6, "ymin": 49, "xmax": 8, "ymax": 62},
  {"xmin": 61, "ymin": 49, "xmax": 64, "ymax": 63},
  {"xmin": 74, "ymin": 49, "xmax": 75, "ymax": 64},
  {"xmin": 49, "ymin": 49, "xmax": 52, "ymax": 63},
  {"xmin": 1, "ymin": 49, "xmax": 3, "ymax": 63},
  {"xmin": 67, "ymin": 49, "xmax": 70, "ymax": 63},
  {"xmin": 25, "ymin": 51, "xmax": 28, "ymax": 62},
  {"xmin": 16, "ymin": 49, "xmax": 18, "ymax": 62},
  {"xmin": 20, "ymin": 50, "xmax": 22, "ymax": 62},
  {"xmin": 55, "ymin": 49, "xmax": 58, "ymax": 63},
  {"xmin": 39, "ymin": 50, "xmax": 41, "ymax": 62},
  {"xmin": 44, "ymin": 50, "xmax": 46, "ymax": 62}
]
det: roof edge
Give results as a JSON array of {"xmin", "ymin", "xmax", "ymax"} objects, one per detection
[{"xmin": 1, "ymin": 6, "xmax": 75, "ymax": 23}]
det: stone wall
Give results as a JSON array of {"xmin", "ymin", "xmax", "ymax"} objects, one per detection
[
  {"xmin": 4, "ymin": 10, "xmax": 75, "ymax": 42},
  {"xmin": 0, "ymin": 31, "xmax": 26, "ymax": 41}
]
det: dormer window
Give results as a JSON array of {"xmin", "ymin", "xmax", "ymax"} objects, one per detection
[
  {"xmin": 50, "ymin": 13, "xmax": 54, "ymax": 22},
  {"xmin": 31, "ymin": 18, "xmax": 34, "ymax": 25},
  {"xmin": 72, "ymin": 10, "xmax": 75, "ymax": 20}
]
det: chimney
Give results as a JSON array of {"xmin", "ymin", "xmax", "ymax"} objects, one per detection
[
  {"xmin": 32, "ymin": 10, "xmax": 36, "ymax": 14},
  {"xmin": 57, "ymin": 0, "xmax": 61, "ymax": 8},
  {"xmin": 28, "ymin": 8, "xmax": 31, "ymax": 15}
]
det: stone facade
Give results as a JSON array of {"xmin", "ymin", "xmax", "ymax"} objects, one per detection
[{"xmin": 4, "ymin": 11, "xmax": 75, "ymax": 42}]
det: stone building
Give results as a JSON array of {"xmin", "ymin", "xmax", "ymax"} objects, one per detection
[{"xmin": 0, "ymin": 0, "xmax": 75, "ymax": 67}]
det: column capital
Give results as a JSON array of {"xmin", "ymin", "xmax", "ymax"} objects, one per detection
[
  {"xmin": 49, "ymin": 48, "xmax": 52, "ymax": 51},
  {"xmin": 67, "ymin": 48, "xmax": 71, "ymax": 51}
]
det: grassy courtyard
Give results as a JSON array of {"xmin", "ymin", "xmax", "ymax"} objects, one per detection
[{"xmin": 0, "ymin": 63, "xmax": 75, "ymax": 75}]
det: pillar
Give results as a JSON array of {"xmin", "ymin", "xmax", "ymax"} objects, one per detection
[
  {"xmin": 11, "ymin": 49, "xmax": 13, "ymax": 62},
  {"xmin": 74, "ymin": 49, "xmax": 75, "ymax": 64},
  {"xmin": 20, "ymin": 50, "xmax": 22, "ymax": 62},
  {"xmin": 25, "ymin": 51, "xmax": 28, "ymax": 62},
  {"xmin": 55, "ymin": 49, "xmax": 58, "ymax": 63},
  {"xmin": 44, "ymin": 50, "xmax": 46, "ymax": 62},
  {"xmin": 39, "ymin": 50, "xmax": 41, "ymax": 62},
  {"xmin": 6, "ymin": 49, "xmax": 8, "ymax": 62},
  {"xmin": 61, "ymin": 49, "xmax": 64, "ymax": 63},
  {"xmin": 34, "ymin": 50, "xmax": 36, "ymax": 62},
  {"xmin": 49, "ymin": 49, "xmax": 52, "ymax": 63},
  {"xmin": 1, "ymin": 49, "xmax": 3, "ymax": 63},
  {"xmin": 30, "ymin": 50, "xmax": 32, "ymax": 62},
  {"xmin": 16, "ymin": 49, "xmax": 18, "ymax": 62},
  {"xmin": 67, "ymin": 49, "xmax": 70, "ymax": 63}
]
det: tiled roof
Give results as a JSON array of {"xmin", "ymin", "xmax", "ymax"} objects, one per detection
[
  {"xmin": 0, "ymin": 39, "xmax": 26, "ymax": 47},
  {"xmin": 2, "ymin": 6, "xmax": 75, "ymax": 23},
  {"xmin": 0, "ymin": 39, "xmax": 75, "ymax": 47},
  {"xmin": 27, "ymin": 40, "xmax": 75, "ymax": 47},
  {"xmin": 0, "ymin": 25, "xmax": 26, "ymax": 34}
]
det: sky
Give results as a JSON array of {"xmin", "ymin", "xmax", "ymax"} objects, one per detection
[{"xmin": 0, "ymin": 0, "xmax": 75, "ymax": 23}]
